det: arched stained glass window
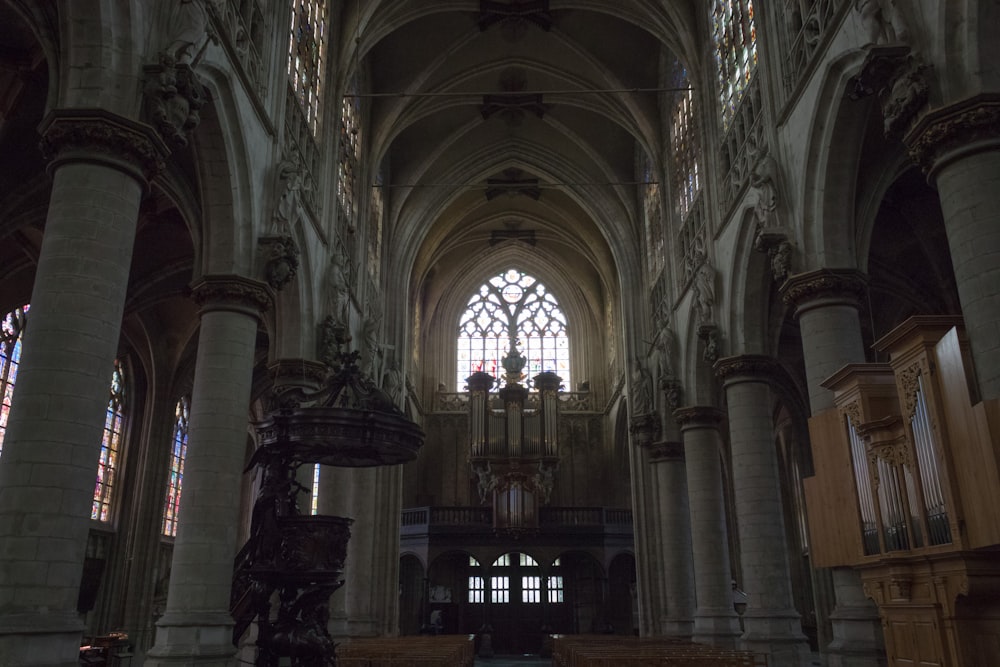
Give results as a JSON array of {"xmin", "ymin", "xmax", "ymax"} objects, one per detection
[
  {"xmin": 162, "ymin": 396, "xmax": 190, "ymax": 537},
  {"xmin": 337, "ymin": 75, "xmax": 361, "ymax": 219},
  {"xmin": 288, "ymin": 0, "xmax": 329, "ymax": 135},
  {"xmin": 0, "ymin": 304, "xmax": 28, "ymax": 456},
  {"xmin": 670, "ymin": 67, "xmax": 701, "ymax": 219},
  {"xmin": 641, "ymin": 155, "xmax": 664, "ymax": 277},
  {"xmin": 712, "ymin": 0, "xmax": 757, "ymax": 131},
  {"xmin": 457, "ymin": 269, "xmax": 569, "ymax": 390},
  {"xmin": 92, "ymin": 359, "xmax": 126, "ymax": 522}
]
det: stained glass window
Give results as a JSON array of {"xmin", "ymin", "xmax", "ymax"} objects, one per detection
[
  {"xmin": 713, "ymin": 0, "xmax": 757, "ymax": 131},
  {"xmin": 92, "ymin": 359, "xmax": 126, "ymax": 522},
  {"xmin": 311, "ymin": 463, "xmax": 320, "ymax": 515},
  {"xmin": 337, "ymin": 75, "xmax": 361, "ymax": 219},
  {"xmin": 0, "ymin": 305, "xmax": 28, "ymax": 456},
  {"xmin": 641, "ymin": 155, "xmax": 664, "ymax": 276},
  {"xmin": 367, "ymin": 172, "xmax": 385, "ymax": 280},
  {"xmin": 670, "ymin": 68, "xmax": 701, "ymax": 219},
  {"xmin": 457, "ymin": 269, "xmax": 570, "ymax": 390},
  {"xmin": 288, "ymin": 0, "xmax": 329, "ymax": 134},
  {"xmin": 162, "ymin": 396, "xmax": 190, "ymax": 537}
]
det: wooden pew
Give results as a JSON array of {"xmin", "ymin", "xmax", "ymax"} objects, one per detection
[
  {"xmin": 551, "ymin": 635, "xmax": 768, "ymax": 667},
  {"xmin": 337, "ymin": 634, "xmax": 475, "ymax": 667}
]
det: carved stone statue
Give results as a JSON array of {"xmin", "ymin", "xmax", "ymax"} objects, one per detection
[
  {"xmin": 163, "ymin": 0, "xmax": 210, "ymax": 65},
  {"xmin": 650, "ymin": 329, "xmax": 675, "ymax": 386},
  {"xmin": 630, "ymin": 358, "xmax": 653, "ymax": 416},
  {"xmin": 326, "ymin": 248, "xmax": 350, "ymax": 326},
  {"xmin": 473, "ymin": 462, "xmax": 497, "ymax": 504},
  {"xmin": 749, "ymin": 151, "xmax": 779, "ymax": 229},
  {"xmin": 382, "ymin": 354, "xmax": 402, "ymax": 404},
  {"xmin": 273, "ymin": 153, "xmax": 311, "ymax": 236},
  {"xmin": 855, "ymin": 0, "xmax": 908, "ymax": 46},
  {"xmin": 881, "ymin": 58, "xmax": 928, "ymax": 138},
  {"xmin": 690, "ymin": 250, "xmax": 716, "ymax": 324},
  {"xmin": 360, "ymin": 310, "xmax": 383, "ymax": 382}
]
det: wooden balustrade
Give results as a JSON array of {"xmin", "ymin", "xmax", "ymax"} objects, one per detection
[
  {"xmin": 551, "ymin": 635, "xmax": 767, "ymax": 667},
  {"xmin": 337, "ymin": 635, "xmax": 475, "ymax": 667}
]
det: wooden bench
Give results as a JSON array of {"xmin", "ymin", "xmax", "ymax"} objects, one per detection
[
  {"xmin": 336, "ymin": 634, "xmax": 475, "ymax": 667},
  {"xmin": 551, "ymin": 635, "xmax": 768, "ymax": 667}
]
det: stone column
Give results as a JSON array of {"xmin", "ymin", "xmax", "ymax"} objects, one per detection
[
  {"xmin": 649, "ymin": 441, "xmax": 695, "ymax": 638},
  {"xmin": 628, "ymin": 413, "xmax": 664, "ymax": 637},
  {"xmin": 673, "ymin": 407, "xmax": 741, "ymax": 648},
  {"xmin": 714, "ymin": 356, "xmax": 810, "ymax": 667},
  {"xmin": 906, "ymin": 94, "xmax": 1000, "ymax": 401},
  {"xmin": 0, "ymin": 110, "xmax": 165, "ymax": 667},
  {"xmin": 145, "ymin": 275, "xmax": 272, "ymax": 667},
  {"xmin": 781, "ymin": 269, "xmax": 885, "ymax": 667}
]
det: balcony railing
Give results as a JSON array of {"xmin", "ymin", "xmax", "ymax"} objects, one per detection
[{"xmin": 400, "ymin": 506, "xmax": 632, "ymax": 536}]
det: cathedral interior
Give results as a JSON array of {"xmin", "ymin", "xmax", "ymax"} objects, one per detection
[{"xmin": 1, "ymin": 1, "xmax": 1000, "ymax": 666}]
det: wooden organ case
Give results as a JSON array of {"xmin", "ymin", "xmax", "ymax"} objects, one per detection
[{"xmin": 804, "ymin": 316, "xmax": 1000, "ymax": 667}]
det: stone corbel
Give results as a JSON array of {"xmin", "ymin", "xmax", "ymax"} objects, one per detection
[
  {"xmin": 258, "ymin": 234, "xmax": 300, "ymax": 291},
  {"xmin": 660, "ymin": 376, "xmax": 683, "ymax": 411},
  {"xmin": 848, "ymin": 45, "xmax": 929, "ymax": 141},
  {"xmin": 698, "ymin": 324, "xmax": 720, "ymax": 364},
  {"xmin": 629, "ymin": 413, "xmax": 660, "ymax": 447},
  {"xmin": 753, "ymin": 229, "xmax": 794, "ymax": 284},
  {"xmin": 143, "ymin": 54, "xmax": 207, "ymax": 147}
]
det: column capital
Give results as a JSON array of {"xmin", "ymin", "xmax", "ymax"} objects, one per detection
[
  {"xmin": 780, "ymin": 268, "xmax": 868, "ymax": 314},
  {"xmin": 629, "ymin": 413, "xmax": 660, "ymax": 447},
  {"xmin": 673, "ymin": 405, "xmax": 725, "ymax": 430},
  {"xmin": 190, "ymin": 274, "xmax": 274, "ymax": 317},
  {"xmin": 713, "ymin": 354, "xmax": 781, "ymax": 387},
  {"xmin": 39, "ymin": 108, "xmax": 169, "ymax": 186},
  {"xmin": 649, "ymin": 440, "xmax": 685, "ymax": 462},
  {"xmin": 905, "ymin": 93, "xmax": 1000, "ymax": 176}
]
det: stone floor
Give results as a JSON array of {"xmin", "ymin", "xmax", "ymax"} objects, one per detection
[{"xmin": 474, "ymin": 656, "xmax": 549, "ymax": 666}]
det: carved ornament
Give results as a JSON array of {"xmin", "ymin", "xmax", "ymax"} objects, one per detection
[
  {"xmin": 660, "ymin": 377, "xmax": 683, "ymax": 411},
  {"xmin": 713, "ymin": 354, "xmax": 782, "ymax": 385},
  {"xmin": 780, "ymin": 268, "xmax": 869, "ymax": 311},
  {"xmin": 190, "ymin": 274, "xmax": 274, "ymax": 315},
  {"xmin": 895, "ymin": 359, "xmax": 926, "ymax": 419},
  {"xmin": 258, "ymin": 234, "xmax": 300, "ymax": 291},
  {"xmin": 628, "ymin": 413, "xmax": 659, "ymax": 444},
  {"xmin": 848, "ymin": 46, "xmax": 929, "ymax": 140},
  {"xmin": 698, "ymin": 324, "xmax": 720, "ymax": 364},
  {"xmin": 143, "ymin": 56, "xmax": 207, "ymax": 147},
  {"xmin": 38, "ymin": 109, "xmax": 168, "ymax": 183},
  {"xmin": 672, "ymin": 406, "xmax": 725, "ymax": 429},
  {"xmin": 268, "ymin": 358, "xmax": 330, "ymax": 389},
  {"xmin": 649, "ymin": 441, "xmax": 684, "ymax": 462},
  {"xmin": 905, "ymin": 93, "xmax": 1000, "ymax": 174},
  {"xmin": 842, "ymin": 399, "xmax": 863, "ymax": 430}
]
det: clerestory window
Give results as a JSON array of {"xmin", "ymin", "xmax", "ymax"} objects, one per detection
[
  {"xmin": 288, "ymin": 0, "xmax": 329, "ymax": 135},
  {"xmin": 456, "ymin": 269, "xmax": 569, "ymax": 390},
  {"xmin": 712, "ymin": 0, "xmax": 758, "ymax": 131}
]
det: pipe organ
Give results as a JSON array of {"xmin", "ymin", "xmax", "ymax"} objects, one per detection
[
  {"xmin": 467, "ymin": 341, "xmax": 562, "ymax": 536},
  {"xmin": 804, "ymin": 317, "xmax": 1000, "ymax": 667}
]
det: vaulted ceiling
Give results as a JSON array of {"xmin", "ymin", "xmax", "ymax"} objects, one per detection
[{"xmin": 345, "ymin": 1, "xmax": 702, "ymax": 327}]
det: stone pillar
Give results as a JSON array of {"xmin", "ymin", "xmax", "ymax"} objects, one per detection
[
  {"xmin": 714, "ymin": 356, "xmax": 810, "ymax": 667},
  {"xmin": 628, "ymin": 413, "xmax": 663, "ymax": 636},
  {"xmin": 145, "ymin": 275, "xmax": 272, "ymax": 666},
  {"xmin": 673, "ymin": 407, "xmax": 741, "ymax": 648},
  {"xmin": 0, "ymin": 110, "xmax": 165, "ymax": 667},
  {"xmin": 782, "ymin": 269, "xmax": 885, "ymax": 667},
  {"xmin": 906, "ymin": 94, "xmax": 1000, "ymax": 401},
  {"xmin": 649, "ymin": 441, "xmax": 695, "ymax": 638}
]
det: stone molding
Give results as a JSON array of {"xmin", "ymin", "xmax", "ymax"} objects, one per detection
[
  {"xmin": 38, "ymin": 109, "xmax": 168, "ymax": 185},
  {"xmin": 780, "ymin": 268, "xmax": 868, "ymax": 314},
  {"xmin": 905, "ymin": 93, "xmax": 1000, "ymax": 176},
  {"xmin": 649, "ymin": 440, "xmax": 685, "ymax": 462},
  {"xmin": 190, "ymin": 274, "xmax": 274, "ymax": 317},
  {"xmin": 713, "ymin": 354, "xmax": 782, "ymax": 386},
  {"xmin": 672, "ymin": 405, "xmax": 725, "ymax": 430}
]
